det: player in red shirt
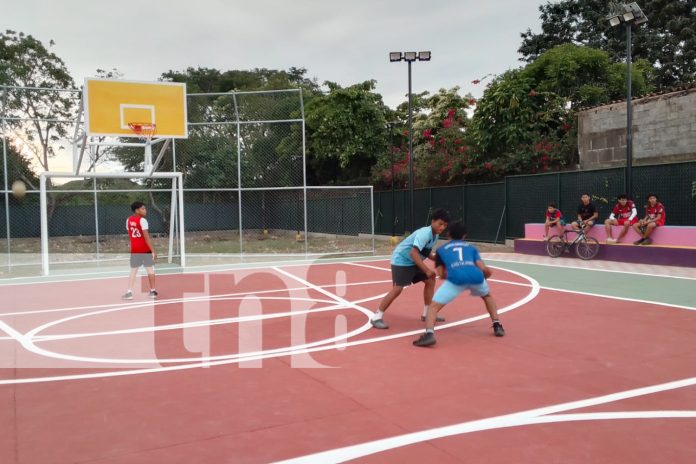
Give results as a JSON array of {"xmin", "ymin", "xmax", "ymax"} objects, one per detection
[
  {"xmin": 632, "ymin": 193, "xmax": 666, "ymax": 245},
  {"xmin": 123, "ymin": 201, "xmax": 158, "ymax": 299},
  {"xmin": 543, "ymin": 202, "xmax": 563, "ymax": 239},
  {"xmin": 604, "ymin": 194, "xmax": 638, "ymax": 243}
]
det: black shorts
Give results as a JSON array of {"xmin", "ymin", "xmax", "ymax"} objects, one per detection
[
  {"xmin": 130, "ymin": 252, "xmax": 154, "ymax": 268},
  {"xmin": 391, "ymin": 265, "xmax": 428, "ymax": 287}
]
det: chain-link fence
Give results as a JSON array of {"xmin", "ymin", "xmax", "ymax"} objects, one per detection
[
  {"xmin": 1, "ymin": 86, "xmax": 375, "ymax": 276},
  {"xmin": 375, "ymin": 161, "xmax": 696, "ymax": 242}
]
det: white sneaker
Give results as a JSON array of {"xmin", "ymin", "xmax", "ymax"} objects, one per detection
[{"xmin": 606, "ymin": 238, "xmax": 616, "ymax": 243}]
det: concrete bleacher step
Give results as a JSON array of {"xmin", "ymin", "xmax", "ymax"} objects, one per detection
[
  {"xmin": 524, "ymin": 223, "xmax": 696, "ymax": 247},
  {"xmin": 514, "ymin": 238, "xmax": 696, "ymax": 267}
]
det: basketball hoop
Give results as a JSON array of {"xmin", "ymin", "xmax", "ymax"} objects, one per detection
[
  {"xmin": 128, "ymin": 122, "xmax": 157, "ymax": 141},
  {"xmin": 128, "ymin": 122, "xmax": 157, "ymax": 171}
]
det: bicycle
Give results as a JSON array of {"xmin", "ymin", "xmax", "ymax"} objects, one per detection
[{"xmin": 545, "ymin": 223, "xmax": 600, "ymax": 260}]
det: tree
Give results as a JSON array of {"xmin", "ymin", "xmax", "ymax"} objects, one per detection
[
  {"xmin": 519, "ymin": 0, "xmax": 696, "ymax": 89},
  {"xmin": 124, "ymin": 66, "xmax": 320, "ymax": 189},
  {"xmin": 521, "ymin": 43, "xmax": 653, "ymax": 108},
  {"xmin": 370, "ymin": 87, "xmax": 480, "ymax": 188},
  {"xmin": 0, "ymin": 141, "xmax": 40, "ymax": 193},
  {"xmin": 466, "ymin": 43, "xmax": 654, "ymax": 178},
  {"xmin": 0, "ymin": 30, "xmax": 76, "ymax": 173},
  {"xmin": 469, "ymin": 68, "xmax": 575, "ymax": 176},
  {"xmin": 304, "ymin": 80, "xmax": 389, "ymax": 185}
]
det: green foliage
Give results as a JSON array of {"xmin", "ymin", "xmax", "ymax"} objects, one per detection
[
  {"xmin": 305, "ymin": 80, "xmax": 389, "ymax": 184},
  {"xmin": 0, "ymin": 141, "xmax": 40, "ymax": 190},
  {"xmin": 0, "ymin": 30, "xmax": 76, "ymax": 173},
  {"xmin": 519, "ymin": 0, "xmax": 696, "ymax": 89},
  {"xmin": 371, "ymin": 87, "xmax": 476, "ymax": 188},
  {"xmin": 521, "ymin": 43, "xmax": 653, "ymax": 107}
]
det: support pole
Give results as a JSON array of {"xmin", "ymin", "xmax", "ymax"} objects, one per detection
[{"xmin": 40, "ymin": 174, "xmax": 49, "ymax": 276}]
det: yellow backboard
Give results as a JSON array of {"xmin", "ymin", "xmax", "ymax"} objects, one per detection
[{"xmin": 84, "ymin": 78, "xmax": 188, "ymax": 138}]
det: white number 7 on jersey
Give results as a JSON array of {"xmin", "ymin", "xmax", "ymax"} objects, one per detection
[{"xmin": 454, "ymin": 247, "xmax": 463, "ymax": 261}]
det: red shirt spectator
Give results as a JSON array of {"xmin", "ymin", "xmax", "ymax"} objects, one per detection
[{"xmin": 646, "ymin": 202, "xmax": 666, "ymax": 226}]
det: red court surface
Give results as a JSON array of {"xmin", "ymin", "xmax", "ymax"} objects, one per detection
[{"xmin": 1, "ymin": 260, "xmax": 695, "ymax": 463}]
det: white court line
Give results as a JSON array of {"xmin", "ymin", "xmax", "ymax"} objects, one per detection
[
  {"xmin": 485, "ymin": 256, "xmax": 696, "ymax": 281},
  {"xmin": 0, "ymin": 269, "xmax": 539, "ymax": 384},
  {"xmin": 0, "ymin": 255, "xmax": 393, "ymax": 287},
  {"xmin": 0, "ymin": 278, "xmax": 392, "ymax": 318},
  {"xmin": 278, "ymin": 377, "xmax": 696, "ymax": 464},
  {"xmin": 21, "ymin": 295, "xmax": 377, "ymax": 365}
]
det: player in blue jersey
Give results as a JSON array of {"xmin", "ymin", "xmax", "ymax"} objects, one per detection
[
  {"xmin": 413, "ymin": 221, "xmax": 505, "ymax": 346},
  {"xmin": 371, "ymin": 208, "xmax": 451, "ymax": 329}
]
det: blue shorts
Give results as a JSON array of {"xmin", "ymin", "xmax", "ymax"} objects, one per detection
[{"xmin": 433, "ymin": 279, "xmax": 490, "ymax": 305}]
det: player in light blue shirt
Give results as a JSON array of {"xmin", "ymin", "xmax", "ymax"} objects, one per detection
[
  {"xmin": 414, "ymin": 221, "xmax": 505, "ymax": 346},
  {"xmin": 371, "ymin": 208, "xmax": 451, "ymax": 329}
]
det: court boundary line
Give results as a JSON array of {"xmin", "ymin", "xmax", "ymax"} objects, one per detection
[
  {"xmin": 0, "ymin": 268, "xmax": 539, "ymax": 384},
  {"xmin": 275, "ymin": 380, "xmax": 696, "ymax": 464},
  {"xmin": 0, "ymin": 255, "xmax": 393, "ymax": 286},
  {"xmin": 0, "ymin": 279, "xmax": 393, "ymax": 318},
  {"xmin": 484, "ymin": 256, "xmax": 696, "ymax": 281}
]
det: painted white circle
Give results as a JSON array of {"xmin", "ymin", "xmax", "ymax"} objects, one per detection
[{"xmin": 25, "ymin": 295, "xmax": 375, "ymax": 364}]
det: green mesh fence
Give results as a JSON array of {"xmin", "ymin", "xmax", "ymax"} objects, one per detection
[
  {"xmin": 375, "ymin": 161, "xmax": 696, "ymax": 242},
  {"xmin": 633, "ymin": 162, "xmax": 696, "ymax": 225}
]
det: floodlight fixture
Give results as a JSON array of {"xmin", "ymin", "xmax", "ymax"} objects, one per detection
[
  {"xmin": 418, "ymin": 51, "xmax": 431, "ymax": 61},
  {"xmin": 389, "ymin": 52, "xmax": 402, "ymax": 62},
  {"xmin": 403, "ymin": 51, "xmax": 418, "ymax": 62},
  {"xmin": 607, "ymin": 1, "xmax": 648, "ymax": 26}
]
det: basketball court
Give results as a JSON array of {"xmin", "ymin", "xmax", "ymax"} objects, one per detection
[
  {"xmin": 1, "ymin": 254, "xmax": 695, "ymax": 463},
  {"xmin": 2, "ymin": 78, "xmax": 695, "ymax": 463}
]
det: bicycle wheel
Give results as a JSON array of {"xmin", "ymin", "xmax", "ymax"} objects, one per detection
[
  {"xmin": 546, "ymin": 235, "xmax": 565, "ymax": 258},
  {"xmin": 575, "ymin": 236, "xmax": 600, "ymax": 260}
]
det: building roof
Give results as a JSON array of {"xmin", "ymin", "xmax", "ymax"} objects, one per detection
[{"xmin": 577, "ymin": 84, "xmax": 696, "ymax": 112}]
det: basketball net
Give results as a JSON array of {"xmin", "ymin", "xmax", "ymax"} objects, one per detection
[{"xmin": 128, "ymin": 122, "xmax": 157, "ymax": 171}]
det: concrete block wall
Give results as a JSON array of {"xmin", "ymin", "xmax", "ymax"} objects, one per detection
[{"xmin": 578, "ymin": 87, "xmax": 696, "ymax": 169}]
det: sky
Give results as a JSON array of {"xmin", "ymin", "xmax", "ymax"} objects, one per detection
[
  {"xmin": 3, "ymin": 0, "xmax": 545, "ymax": 173},
  {"xmin": 3, "ymin": 0, "xmax": 545, "ymax": 107}
]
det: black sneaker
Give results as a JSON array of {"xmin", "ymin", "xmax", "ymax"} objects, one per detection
[
  {"xmin": 633, "ymin": 238, "xmax": 645, "ymax": 245},
  {"xmin": 148, "ymin": 290, "xmax": 158, "ymax": 299},
  {"xmin": 493, "ymin": 322, "xmax": 505, "ymax": 337},
  {"xmin": 370, "ymin": 319, "xmax": 389, "ymax": 329},
  {"xmin": 122, "ymin": 291, "xmax": 133, "ymax": 300},
  {"xmin": 413, "ymin": 332, "xmax": 436, "ymax": 347},
  {"xmin": 641, "ymin": 238, "xmax": 652, "ymax": 245},
  {"xmin": 421, "ymin": 315, "xmax": 445, "ymax": 322}
]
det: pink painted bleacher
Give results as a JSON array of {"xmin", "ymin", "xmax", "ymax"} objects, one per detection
[{"xmin": 524, "ymin": 223, "xmax": 696, "ymax": 247}]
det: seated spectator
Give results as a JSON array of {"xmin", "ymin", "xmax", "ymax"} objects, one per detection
[
  {"xmin": 544, "ymin": 202, "xmax": 564, "ymax": 240},
  {"xmin": 571, "ymin": 193, "xmax": 598, "ymax": 233},
  {"xmin": 605, "ymin": 194, "xmax": 638, "ymax": 243},
  {"xmin": 632, "ymin": 193, "xmax": 666, "ymax": 245}
]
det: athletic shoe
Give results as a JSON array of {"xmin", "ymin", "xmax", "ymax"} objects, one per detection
[
  {"xmin": 413, "ymin": 332, "xmax": 436, "ymax": 347},
  {"xmin": 148, "ymin": 290, "xmax": 158, "ymax": 299},
  {"xmin": 493, "ymin": 321, "xmax": 505, "ymax": 337},
  {"xmin": 370, "ymin": 319, "xmax": 389, "ymax": 329},
  {"xmin": 633, "ymin": 238, "xmax": 645, "ymax": 245},
  {"xmin": 121, "ymin": 291, "xmax": 133, "ymax": 300},
  {"xmin": 421, "ymin": 315, "xmax": 446, "ymax": 322},
  {"xmin": 641, "ymin": 238, "xmax": 652, "ymax": 245},
  {"xmin": 606, "ymin": 237, "xmax": 616, "ymax": 243}
]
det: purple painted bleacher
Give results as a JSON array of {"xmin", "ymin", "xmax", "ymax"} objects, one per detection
[
  {"xmin": 524, "ymin": 223, "xmax": 696, "ymax": 247},
  {"xmin": 514, "ymin": 223, "xmax": 696, "ymax": 267}
]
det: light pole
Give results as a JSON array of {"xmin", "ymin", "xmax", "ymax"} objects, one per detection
[
  {"xmin": 386, "ymin": 121, "xmax": 397, "ymax": 238},
  {"xmin": 607, "ymin": 2, "xmax": 647, "ymax": 198},
  {"xmin": 389, "ymin": 51, "xmax": 431, "ymax": 232}
]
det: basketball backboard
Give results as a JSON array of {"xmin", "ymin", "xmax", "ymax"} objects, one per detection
[{"xmin": 83, "ymin": 78, "xmax": 188, "ymax": 138}]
